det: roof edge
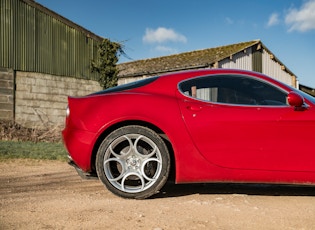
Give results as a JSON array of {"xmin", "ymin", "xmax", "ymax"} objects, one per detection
[{"xmin": 25, "ymin": 0, "xmax": 103, "ymax": 41}]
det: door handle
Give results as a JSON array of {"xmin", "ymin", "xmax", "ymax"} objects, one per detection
[{"xmin": 187, "ymin": 106, "xmax": 203, "ymax": 111}]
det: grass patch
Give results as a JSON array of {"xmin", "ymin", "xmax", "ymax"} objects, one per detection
[{"xmin": 0, "ymin": 141, "xmax": 68, "ymax": 161}]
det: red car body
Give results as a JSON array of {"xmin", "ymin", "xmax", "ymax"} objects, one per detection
[{"xmin": 62, "ymin": 69, "xmax": 315, "ymax": 198}]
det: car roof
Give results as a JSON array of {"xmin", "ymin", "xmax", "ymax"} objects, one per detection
[{"xmin": 91, "ymin": 69, "xmax": 292, "ymax": 98}]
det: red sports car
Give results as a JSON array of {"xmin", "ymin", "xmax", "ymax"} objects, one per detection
[{"xmin": 62, "ymin": 69, "xmax": 315, "ymax": 199}]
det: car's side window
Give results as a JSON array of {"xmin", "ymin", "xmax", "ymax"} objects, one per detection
[{"xmin": 179, "ymin": 75, "xmax": 288, "ymax": 106}]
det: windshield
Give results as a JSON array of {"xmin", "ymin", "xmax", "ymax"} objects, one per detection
[{"xmin": 299, "ymin": 90, "xmax": 315, "ymax": 104}]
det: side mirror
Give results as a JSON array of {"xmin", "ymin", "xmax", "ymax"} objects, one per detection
[{"xmin": 287, "ymin": 91, "xmax": 304, "ymax": 109}]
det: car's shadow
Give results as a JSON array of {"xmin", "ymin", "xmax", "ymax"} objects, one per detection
[{"xmin": 152, "ymin": 181, "xmax": 315, "ymax": 199}]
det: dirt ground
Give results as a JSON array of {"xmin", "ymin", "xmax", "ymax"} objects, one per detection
[{"xmin": 1, "ymin": 159, "xmax": 315, "ymax": 230}]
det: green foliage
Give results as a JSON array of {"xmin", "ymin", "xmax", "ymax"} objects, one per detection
[
  {"xmin": 0, "ymin": 141, "xmax": 68, "ymax": 161},
  {"xmin": 91, "ymin": 38, "xmax": 124, "ymax": 89}
]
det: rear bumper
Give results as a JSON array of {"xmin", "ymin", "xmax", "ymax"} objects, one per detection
[
  {"xmin": 62, "ymin": 127, "xmax": 97, "ymax": 172},
  {"xmin": 68, "ymin": 155, "xmax": 98, "ymax": 180}
]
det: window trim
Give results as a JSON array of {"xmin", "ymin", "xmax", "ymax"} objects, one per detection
[{"xmin": 177, "ymin": 73, "xmax": 290, "ymax": 107}]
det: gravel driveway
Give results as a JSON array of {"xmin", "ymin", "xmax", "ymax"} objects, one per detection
[{"xmin": 1, "ymin": 159, "xmax": 315, "ymax": 230}]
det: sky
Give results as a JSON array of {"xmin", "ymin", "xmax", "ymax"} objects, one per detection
[{"xmin": 35, "ymin": 0, "xmax": 315, "ymax": 87}]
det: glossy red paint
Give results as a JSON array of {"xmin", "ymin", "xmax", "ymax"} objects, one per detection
[
  {"xmin": 287, "ymin": 91, "xmax": 304, "ymax": 107},
  {"xmin": 62, "ymin": 69, "xmax": 315, "ymax": 186}
]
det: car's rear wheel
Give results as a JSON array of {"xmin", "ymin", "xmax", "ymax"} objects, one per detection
[{"xmin": 96, "ymin": 125, "xmax": 170, "ymax": 199}]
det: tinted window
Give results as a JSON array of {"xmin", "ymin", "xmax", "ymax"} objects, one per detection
[
  {"xmin": 91, "ymin": 76, "xmax": 159, "ymax": 95},
  {"xmin": 179, "ymin": 75, "xmax": 288, "ymax": 106}
]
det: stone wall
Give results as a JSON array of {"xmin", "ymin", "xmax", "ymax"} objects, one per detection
[
  {"xmin": 0, "ymin": 68, "xmax": 14, "ymax": 121},
  {"xmin": 15, "ymin": 71, "xmax": 102, "ymax": 128}
]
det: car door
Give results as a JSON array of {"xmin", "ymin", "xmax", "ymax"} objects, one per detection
[{"xmin": 177, "ymin": 74, "xmax": 315, "ymax": 172}]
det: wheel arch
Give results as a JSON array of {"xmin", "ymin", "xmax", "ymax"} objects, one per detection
[{"xmin": 90, "ymin": 120, "xmax": 176, "ymax": 181}]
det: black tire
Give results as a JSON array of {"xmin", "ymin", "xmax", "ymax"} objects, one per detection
[{"xmin": 96, "ymin": 125, "xmax": 170, "ymax": 199}]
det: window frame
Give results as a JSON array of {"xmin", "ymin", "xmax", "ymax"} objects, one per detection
[{"xmin": 177, "ymin": 73, "xmax": 290, "ymax": 107}]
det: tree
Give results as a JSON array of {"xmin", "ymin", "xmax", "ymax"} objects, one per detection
[{"xmin": 91, "ymin": 39, "xmax": 124, "ymax": 89}]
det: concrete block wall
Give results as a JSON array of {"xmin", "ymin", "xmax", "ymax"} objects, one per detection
[
  {"xmin": 15, "ymin": 71, "xmax": 102, "ymax": 128},
  {"xmin": 0, "ymin": 68, "xmax": 14, "ymax": 121}
]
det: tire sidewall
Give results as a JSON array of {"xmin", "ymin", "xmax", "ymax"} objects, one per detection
[{"xmin": 96, "ymin": 125, "xmax": 170, "ymax": 199}]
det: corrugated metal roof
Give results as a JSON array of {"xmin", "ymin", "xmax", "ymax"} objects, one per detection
[{"xmin": 118, "ymin": 40, "xmax": 260, "ymax": 77}]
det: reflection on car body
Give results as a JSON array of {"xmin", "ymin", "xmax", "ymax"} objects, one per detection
[{"xmin": 62, "ymin": 69, "xmax": 315, "ymax": 199}]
